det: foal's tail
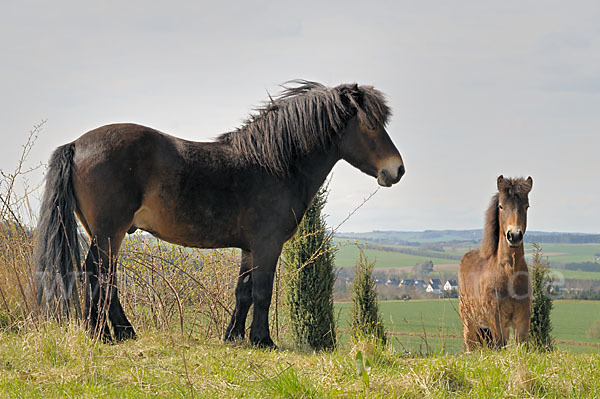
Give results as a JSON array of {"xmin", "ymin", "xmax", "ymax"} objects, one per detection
[{"xmin": 34, "ymin": 143, "xmax": 82, "ymax": 317}]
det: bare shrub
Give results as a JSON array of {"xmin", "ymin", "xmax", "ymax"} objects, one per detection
[
  {"xmin": 0, "ymin": 121, "xmax": 45, "ymax": 326},
  {"xmin": 118, "ymin": 233, "xmax": 239, "ymax": 340}
]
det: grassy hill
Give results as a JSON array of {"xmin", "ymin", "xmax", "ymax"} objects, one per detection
[{"xmin": 0, "ymin": 323, "xmax": 599, "ymax": 398}]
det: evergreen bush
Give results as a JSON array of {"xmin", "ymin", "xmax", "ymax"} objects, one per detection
[
  {"xmin": 350, "ymin": 250, "xmax": 386, "ymax": 345},
  {"xmin": 529, "ymin": 243, "xmax": 554, "ymax": 351},
  {"xmin": 282, "ymin": 186, "xmax": 336, "ymax": 351}
]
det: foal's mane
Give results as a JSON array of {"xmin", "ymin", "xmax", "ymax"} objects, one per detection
[
  {"xmin": 480, "ymin": 177, "xmax": 532, "ymax": 259},
  {"xmin": 217, "ymin": 80, "xmax": 390, "ymax": 175}
]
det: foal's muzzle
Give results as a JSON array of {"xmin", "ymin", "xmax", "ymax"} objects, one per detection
[
  {"xmin": 377, "ymin": 164, "xmax": 405, "ymax": 187},
  {"xmin": 506, "ymin": 230, "xmax": 524, "ymax": 247}
]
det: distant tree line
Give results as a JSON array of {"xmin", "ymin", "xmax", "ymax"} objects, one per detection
[
  {"xmin": 564, "ymin": 262, "xmax": 600, "ymax": 273},
  {"xmin": 525, "ymin": 234, "xmax": 600, "ymax": 244},
  {"xmin": 338, "ymin": 231, "xmax": 600, "ymax": 245},
  {"xmin": 571, "ymin": 289, "xmax": 600, "ymax": 301},
  {"xmin": 356, "ymin": 244, "xmax": 462, "ymax": 261}
]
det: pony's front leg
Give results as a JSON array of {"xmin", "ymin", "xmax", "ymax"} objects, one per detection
[
  {"xmin": 462, "ymin": 319, "xmax": 480, "ymax": 352},
  {"xmin": 249, "ymin": 244, "xmax": 282, "ymax": 348},
  {"xmin": 513, "ymin": 308, "xmax": 531, "ymax": 344},
  {"xmin": 459, "ymin": 300, "xmax": 479, "ymax": 351},
  {"xmin": 225, "ymin": 250, "xmax": 253, "ymax": 341},
  {"xmin": 489, "ymin": 313, "xmax": 507, "ymax": 349}
]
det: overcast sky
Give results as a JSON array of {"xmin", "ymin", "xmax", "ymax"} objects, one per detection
[{"xmin": 1, "ymin": 1, "xmax": 599, "ymax": 233}]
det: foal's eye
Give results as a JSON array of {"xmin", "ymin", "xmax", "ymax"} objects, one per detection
[{"xmin": 498, "ymin": 204, "xmax": 504, "ymax": 210}]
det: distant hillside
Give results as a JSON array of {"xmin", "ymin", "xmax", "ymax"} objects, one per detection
[{"xmin": 336, "ymin": 230, "xmax": 600, "ymax": 245}]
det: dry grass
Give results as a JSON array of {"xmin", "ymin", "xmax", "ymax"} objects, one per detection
[{"xmin": 1, "ymin": 325, "xmax": 598, "ymax": 397}]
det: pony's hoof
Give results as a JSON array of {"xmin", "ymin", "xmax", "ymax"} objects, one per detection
[
  {"xmin": 251, "ymin": 336, "xmax": 276, "ymax": 349},
  {"xmin": 224, "ymin": 333, "xmax": 245, "ymax": 343},
  {"xmin": 224, "ymin": 326, "xmax": 245, "ymax": 342},
  {"xmin": 100, "ymin": 332, "xmax": 113, "ymax": 344},
  {"xmin": 114, "ymin": 326, "xmax": 137, "ymax": 341}
]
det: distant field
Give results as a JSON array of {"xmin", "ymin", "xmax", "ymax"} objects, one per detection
[
  {"xmin": 552, "ymin": 269, "xmax": 600, "ymax": 281},
  {"xmin": 335, "ymin": 299, "xmax": 600, "ymax": 354},
  {"xmin": 333, "ymin": 241, "xmax": 454, "ymax": 268},
  {"xmin": 525, "ymin": 243, "xmax": 600, "ymax": 264},
  {"xmin": 334, "ymin": 239, "xmax": 600, "ymax": 277}
]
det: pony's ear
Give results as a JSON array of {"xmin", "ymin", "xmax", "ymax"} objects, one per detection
[
  {"xmin": 340, "ymin": 83, "xmax": 363, "ymax": 111},
  {"xmin": 341, "ymin": 83, "xmax": 360, "ymax": 96},
  {"xmin": 497, "ymin": 175, "xmax": 506, "ymax": 191},
  {"xmin": 524, "ymin": 176, "xmax": 533, "ymax": 193}
]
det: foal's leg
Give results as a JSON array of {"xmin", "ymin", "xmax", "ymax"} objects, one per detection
[
  {"xmin": 489, "ymin": 313, "xmax": 507, "ymax": 349},
  {"xmin": 462, "ymin": 320, "xmax": 479, "ymax": 352},
  {"xmin": 225, "ymin": 250, "xmax": 253, "ymax": 341},
  {"xmin": 249, "ymin": 244, "xmax": 282, "ymax": 348},
  {"xmin": 459, "ymin": 299, "xmax": 479, "ymax": 351},
  {"xmin": 513, "ymin": 309, "xmax": 531, "ymax": 344}
]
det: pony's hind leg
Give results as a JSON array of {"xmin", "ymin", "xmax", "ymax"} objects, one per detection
[
  {"xmin": 110, "ymin": 289, "xmax": 136, "ymax": 341},
  {"xmin": 477, "ymin": 327, "xmax": 493, "ymax": 347},
  {"xmin": 225, "ymin": 250, "xmax": 253, "ymax": 341},
  {"xmin": 84, "ymin": 234, "xmax": 136, "ymax": 341},
  {"xmin": 83, "ymin": 240, "xmax": 112, "ymax": 341}
]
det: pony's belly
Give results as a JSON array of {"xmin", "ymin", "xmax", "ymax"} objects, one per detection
[{"xmin": 131, "ymin": 205, "xmax": 242, "ymax": 248}]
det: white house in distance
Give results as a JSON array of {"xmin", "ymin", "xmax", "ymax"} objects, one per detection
[
  {"xmin": 444, "ymin": 280, "xmax": 458, "ymax": 291},
  {"xmin": 414, "ymin": 279, "xmax": 427, "ymax": 289},
  {"xmin": 426, "ymin": 283, "xmax": 442, "ymax": 294}
]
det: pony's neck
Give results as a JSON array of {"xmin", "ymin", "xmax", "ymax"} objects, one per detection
[
  {"xmin": 293, "ymin": 145, "xmax": 341, "ymax": 205},
  {"xmin": 496, "ymin": 233, "xmax": 527, "ymax": 270}
]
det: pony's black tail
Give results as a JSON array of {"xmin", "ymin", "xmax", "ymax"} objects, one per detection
[{"xmin": 34, "ymin": 143, "xmax": 82, "ymax": 318}]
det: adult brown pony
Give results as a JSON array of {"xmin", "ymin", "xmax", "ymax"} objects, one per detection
[
  {"xmin": 458, "ymin": 175, "xmax": 533, "ymax": 351},
  {"xmin": 34, "ymin": 81, "xmax": 405, "ymax": 347}
]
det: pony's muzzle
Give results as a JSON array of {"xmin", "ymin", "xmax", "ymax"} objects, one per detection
[
  {"xmin": 506, "ymin": 229, "xmax": 524, "ymax": 247},
  {"xmin": 377, "ymin": 163, "xmax": 405, "ymax": 187}
]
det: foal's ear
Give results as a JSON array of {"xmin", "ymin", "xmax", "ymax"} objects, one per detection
[
  {"xmin": 497, "ymin": 175, "xmax": 506, "ymax": 191},
  {"xmin": 524, "ymin": 176, "xmax": 533, "ymax": 192}
]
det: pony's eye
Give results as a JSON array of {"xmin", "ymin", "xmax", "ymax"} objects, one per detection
[{"xmin": 498, "ymin": 204, "xmax": 504, "ymax": 210}]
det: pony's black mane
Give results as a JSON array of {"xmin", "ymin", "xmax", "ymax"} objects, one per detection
[
  {"xmin": 217, "ymin": 80, "xmax": 390, "ymax": 175},
  {"xmin": 480, "ymin": 177, "xmax": 532, "ymax": 259},
  {"xmin": 480, "ymin": 194, "xmax": 501, "ymax": 259}
]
